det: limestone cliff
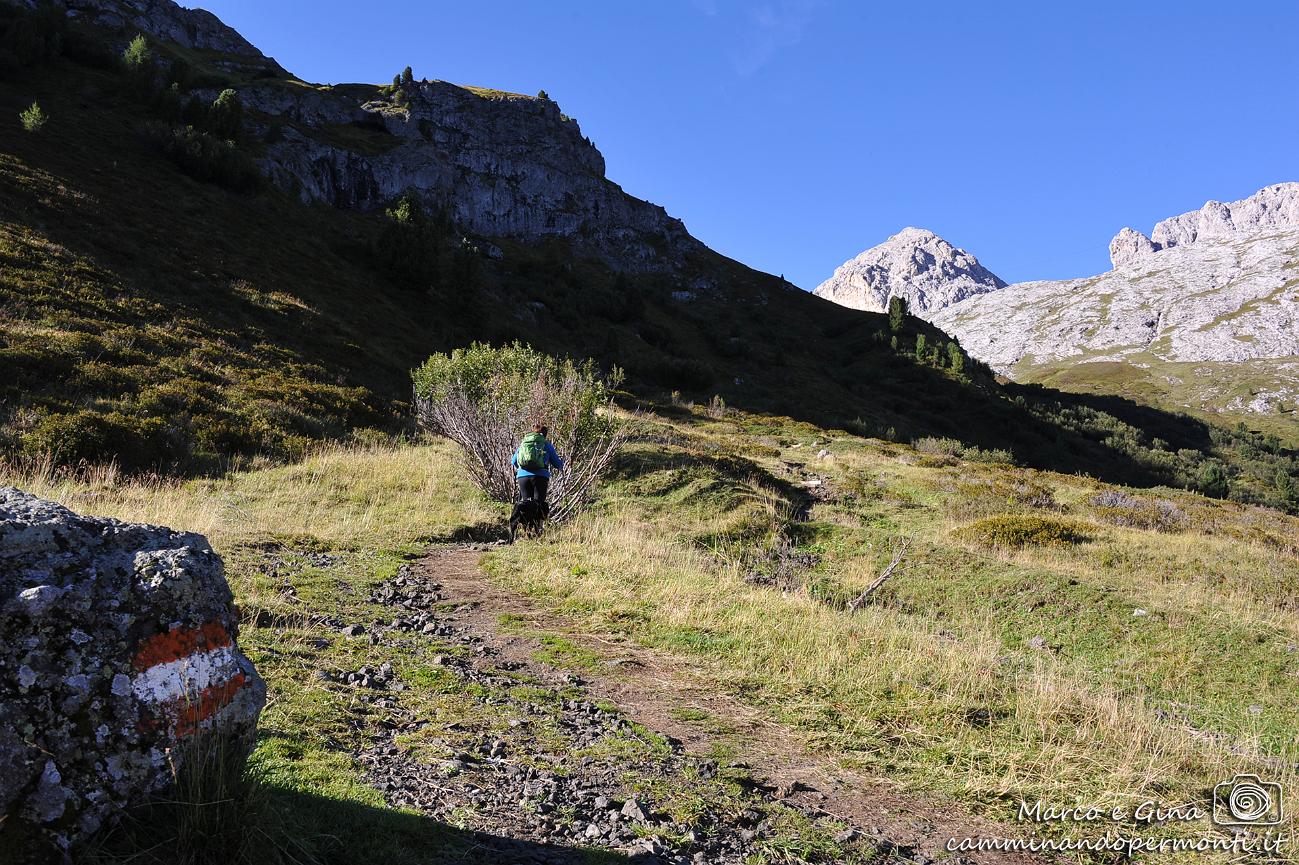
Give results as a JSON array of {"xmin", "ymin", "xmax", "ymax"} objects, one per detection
[{"xmin": 38, "ymin": 0, "xmax": 699, "ymax": 270}]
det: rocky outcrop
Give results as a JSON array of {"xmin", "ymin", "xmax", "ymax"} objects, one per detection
[
  {"xmin": 240, "ymin": 82, "xmax": 698, "ymax": 269},
  {"xmin": 11, "ymin": 0, "xmax": 282, "ymax": 71},
  {"xmin": 1108, "ymin": 182, "xmax": 1299, "ymax": 268},
  {"xmin": 31, "ymin": 0, "xmax": 697, "ymax": 271},
  {"xmin": 1108, "ymin": 226, "xmax": 1157, "ymax": 268},
  {"xmin": 0, "ymin": 489, "xmax": 265, "ymax": 850},
  {"xmin": 812, "ymin": 227, "xmax": 1006, "ymax": 313}
]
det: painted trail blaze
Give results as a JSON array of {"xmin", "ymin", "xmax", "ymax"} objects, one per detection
[{"xmin": 131, "ymin": 621, "xmax": 250, "ymax": 736}]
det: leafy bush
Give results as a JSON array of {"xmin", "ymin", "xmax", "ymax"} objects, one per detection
[
  {"xmin": 956, "ymin": 514, "xmax": 1090, "ymax": 549},
  {"xmin": 19, "ymin": 100, "xmax": 47, "ymax": 132},
  {"xmin": 20, "ymin": 409, "xmax": 180, "ymax": 471},
  {"xmin": 412, "ymin": 342, "xmax": 627, "ymax": 522},
  {"xmin": 140, "ymin": 122, "xmax": 261, "ymax": 192}
]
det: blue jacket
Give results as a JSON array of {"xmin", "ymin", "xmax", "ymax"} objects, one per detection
[{"xmin": 513, "ymin": 439, "xmax": 564, "ymax": 479}]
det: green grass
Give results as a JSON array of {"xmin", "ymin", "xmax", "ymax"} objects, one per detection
[{"xmin": 479, "ymin": 405, "xmax": 1299, "ymax": 860}]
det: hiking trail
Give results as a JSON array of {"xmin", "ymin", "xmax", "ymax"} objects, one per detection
[{"xmin": 346, "ymin": 545, "xmax": 1046, "ymax": 864}]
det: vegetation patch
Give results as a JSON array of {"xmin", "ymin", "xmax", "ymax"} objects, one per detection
[{"xmin": 954, "ymin": 514, "xmax": 1091, "ymax": 549}]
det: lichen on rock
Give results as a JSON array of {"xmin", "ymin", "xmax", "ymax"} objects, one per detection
[{"xmin": 0, "ymin": 488, "xmax": 266, "ymax": 851}]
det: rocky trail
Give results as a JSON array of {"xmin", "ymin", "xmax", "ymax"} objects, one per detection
[{"xmin": 334, "ymin": 546, "xmax": 1045, "ymax": 865}]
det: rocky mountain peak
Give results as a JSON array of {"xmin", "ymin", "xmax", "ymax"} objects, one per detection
[
  {"xmin": 1109, "ymin": 182, "xmax": 1299, "ymax": 268},
  {"xmin": 813, "ymin": 227, "xmax": 1006, "ymax": 314}
]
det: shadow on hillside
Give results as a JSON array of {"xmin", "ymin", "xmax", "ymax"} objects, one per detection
[
  {"xmin": 608, "ymin": 440, "xmax": 810, "ymax": 503},
  {"xmin": 70, "ymin": 783, "xmax": 652, "ymax": 865},
  {"xmin": 261, "ymin": 787, "xmax": 649, "ymax": 865}
]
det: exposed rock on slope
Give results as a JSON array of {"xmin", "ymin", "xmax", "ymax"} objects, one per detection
[
  {"xmin": 812, "ymin": 227, "xmax": 1006, "ymax": 313},
  {"xmin": 38, "ymin": 0, "xmax": 698, "ymax": 270},
  {"xmin": 243, "ymin": 82, "xmax": 698, "ymax": 268},
  {"xmin": 929, "ymin": 183, "xmax": 1299, "ymax": 417},
  {"xmin": 1109, "ymin": 182, "xmax": 1299, "ymax": 267},
  {"xmin": 0, "ymin": 488, "xmax": 265, "ymax": 849}
]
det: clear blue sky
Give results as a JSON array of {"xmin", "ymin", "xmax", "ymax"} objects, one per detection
[{"xmin": 198, "ymin": 1, "xmax": 1298, "ymax": 288}]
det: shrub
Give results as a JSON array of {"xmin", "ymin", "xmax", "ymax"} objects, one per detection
[
  {"xmin": 913, "ymin": 436, "xmax": 962, "ymax": 456},
  {"xmin": 1089, "ymin": 490, "xmax": 1188, "ymax": 532},
  {"xmin": 141, "ymin": 122, "xmax": 261, "ymax": 192},
  {"xmin": 411, "ymin": 342, "xmax": 627, "ymax": 522},
  {"xmin": 208, "ymin": 88, "xmax": 243, "ymax": 140},
  {"xmin": 956, "ymin": 514, "xmax": 1090, "ymax": 549},
  {"xmin": 19, "ymin": 100, "xmax": 46, "ymax": 132}
]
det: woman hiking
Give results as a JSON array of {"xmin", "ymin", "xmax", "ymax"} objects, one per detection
[{"xmin": 512, "ymin": 424, "xmax": 564, "ymax": 513}]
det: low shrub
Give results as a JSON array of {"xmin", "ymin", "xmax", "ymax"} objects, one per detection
[
  {"xmin": 913, "ymin": 436, "xmax": 962, "ymax": 456},
  {"xmin": 1089, "ymin": 490, "xmax": 1188, "ymax": 532},
  {"xmin": 140, "ymin": 122, "xmax": 261, "ymax": 192},
  {"xmin": 955, "ymin": 514, "xmax": 1090, "ymax": 549}
]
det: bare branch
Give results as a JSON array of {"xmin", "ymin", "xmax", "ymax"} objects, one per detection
[{"xmin": 846, "ymin": 536, "xmax": 911, "ymax": 612}]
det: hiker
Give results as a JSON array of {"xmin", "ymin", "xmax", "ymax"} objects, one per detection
[{"xmin": 513, "ymin": 424, "xmax": 564, "ymax": 511}]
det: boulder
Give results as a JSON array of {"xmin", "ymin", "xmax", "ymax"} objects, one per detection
[{"xmin": 0, "ymin": 488, "xmax": 265, "ymax": 851}]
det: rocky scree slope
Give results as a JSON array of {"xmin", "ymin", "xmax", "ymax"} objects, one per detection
[
  {"xmin": 812, "ymin": 227, "xmax": 1006, "ymax": 314},
  {"xmin": 928, "ymin": 183, "xmax": 1299, "ymax": 417}
]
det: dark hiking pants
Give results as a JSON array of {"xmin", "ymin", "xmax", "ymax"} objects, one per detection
[{"xmin": 517, "ymin": 475, "xmax": 549, "ymax": 506}]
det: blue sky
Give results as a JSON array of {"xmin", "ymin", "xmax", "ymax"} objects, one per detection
[{"xmin": 199, "ymin": 1, "xmax": 1299, "ymax": 288}]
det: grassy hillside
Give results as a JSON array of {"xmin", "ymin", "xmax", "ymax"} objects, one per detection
[
  {"xmin": 6, "ymin": 404, "xmax": 1295, "ymax": 862},
  {"xmin": 0, "ymin": 9, "xmax": 1296, "ymax": 513},
  {"xmin": 1019, "ymin": 355, "xmax": 1299, "ymax": 448}
]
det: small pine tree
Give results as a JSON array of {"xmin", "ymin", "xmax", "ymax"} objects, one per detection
[
  {"xmin": 19, "ymin": 101, "xmax": 47, "ymax": 133},
  {"xmin": 537, "ymin": 89, "xmax": 550, "ymax": 100},
  {"xmin": 1275, "ymin": 468, "xmax": 1296, "ymax": 502},
  {"xmin": 914, "ymin": 332, "xmax": 927, "ymax": 361},
  {"xmin": 401, "ymin": 66, "xmax": 414, "ymax": 86},
  {"xmin": 888, "ymin": 295, "xmax": 907, "ymax": 332},
  {"xmin": 122, "ymin": 33, "xmax": 150, "ymax": 69},
  {"xmin": 890, "ymin": 335, "xmax": 898, "ymax": 351},
  {"xmin": 1198, "ymin": 463, "xmax": 1229, "ymax": 498},
  {"xmin": 391, "ymin": 74, "xmax": 401, "ymax": 90},
  {"xmin": 947, "ymin": 341, "xmax": 965, "ymax": 374}
]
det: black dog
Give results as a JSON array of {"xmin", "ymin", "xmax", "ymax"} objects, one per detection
[{"xmin": 508, "ymin": 498, "xmax": 548, "ymax": 543}]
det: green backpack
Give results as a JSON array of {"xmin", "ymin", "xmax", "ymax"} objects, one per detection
[{"xmin": 518, "ymin": 432, "xmax": 547, "ymax": 472}]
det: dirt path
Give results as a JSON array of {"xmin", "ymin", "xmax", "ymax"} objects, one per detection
[{"xmin": 417, "ymin": 546, "xmax": 1047, "ymax": 865}]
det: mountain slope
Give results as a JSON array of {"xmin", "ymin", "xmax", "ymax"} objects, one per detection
[
  {"xmin": 812, "ymin": 227, "xmax": 1006, "ymax": 313},
  {"xmin": 0, "ymin": 1, "xmax": 1295, "ymax": 510},
  {"xmin": 928, "ymin": 185, "xmax": 1299, "ymax": 434}
]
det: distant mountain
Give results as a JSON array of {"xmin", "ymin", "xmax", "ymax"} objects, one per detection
[
  {"xmin": 812, "ymin": 227, "xmax": 1007, "ymax": 314},
  {"xmin": 928, "ymin": 184, "xmax": 1299, "ymax": 429}
]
